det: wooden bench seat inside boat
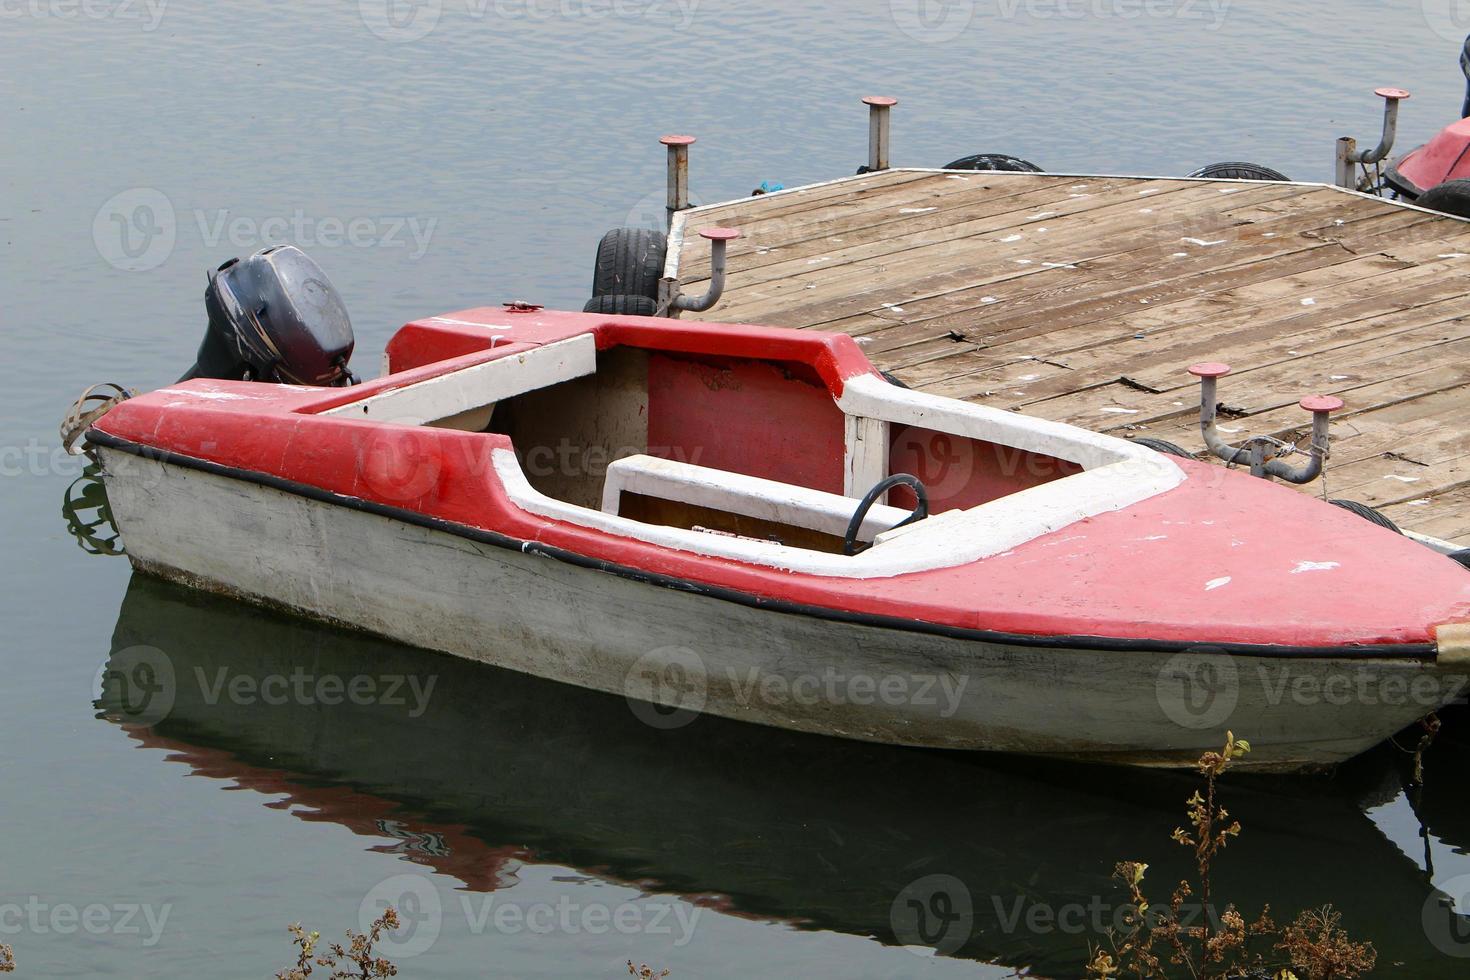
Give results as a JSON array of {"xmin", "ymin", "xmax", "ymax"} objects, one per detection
[{"xmin": 602, "ymin": 454, "xmax": 911, "ymax": 552}]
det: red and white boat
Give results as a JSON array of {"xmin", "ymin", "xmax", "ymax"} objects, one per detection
[{"xmin": 81, "ymin": 248, "xmax": 1470, "ymax": 772}]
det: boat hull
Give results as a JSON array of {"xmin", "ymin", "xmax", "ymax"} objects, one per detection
[{"xmin": 98, "ymin": 447, "xmax": 1464, "ymax": 772}]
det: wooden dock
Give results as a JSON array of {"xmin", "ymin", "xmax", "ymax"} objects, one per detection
[{"xmin": 669, "ymin": 169, "xmax": 1470, "ymax": 544}]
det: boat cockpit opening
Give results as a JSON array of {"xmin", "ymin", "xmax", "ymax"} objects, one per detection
[{"xmin": 330, "ymin": 334, "xmax": 1093, "ymax": 561}]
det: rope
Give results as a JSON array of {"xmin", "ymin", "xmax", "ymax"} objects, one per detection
[
  {"xmin": 1223, "ymin": 431, "xmax": 1333, "ymax": 494},
  {"xmin": 1357, "ymin": 160, "xmax": 1385, "ymax": 196},
  {"xmin": 60, "ymin": 383, "xmax": 135, "ymax": 460}
]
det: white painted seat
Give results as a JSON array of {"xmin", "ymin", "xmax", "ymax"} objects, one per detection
[
  {"xmin": 602, "ymin": 454, "xmax": 912, "ymax": 543},
  {"xmin": 323, "ymin": 335, "xmax": 597, "ymax": 425}
]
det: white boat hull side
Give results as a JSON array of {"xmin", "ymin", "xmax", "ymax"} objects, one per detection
[{"xmin": 97, "ymin": 449, "xmax": 1465, "ymax": 772}]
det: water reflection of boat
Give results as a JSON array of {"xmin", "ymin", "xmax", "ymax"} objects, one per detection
[
  {"xmin": 98, "ymin": 574, "xmax": 1470, "ymax": 975},
  {"xmin": 61, "ymin": 464, "xmax": 124, "ymax": 557}
]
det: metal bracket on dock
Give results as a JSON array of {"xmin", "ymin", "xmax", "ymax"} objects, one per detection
[
  {"xmin": 1189, "ymin": 363, "xmax": 1343, "ymax": 485},
  {"xmin": 1335, "ymin": 87, "xmax": 1410, "ymax": 190},
  {"xmin": 669, "ymin": 227, "xmax": 741, "ymax": 314},
  {"xmin": 862, "ymin": 96, "xmax": 898, "ymax": 173}
]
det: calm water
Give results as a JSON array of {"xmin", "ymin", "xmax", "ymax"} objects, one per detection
[{"xmin": 7, "ymin": 1, "xmax": 1470, "ymax": 976}]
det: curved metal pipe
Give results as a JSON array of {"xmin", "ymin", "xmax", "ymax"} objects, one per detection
[
  {"xmin": 1263, "ymin": 397, "xmax": 1342, "ymax": 485},
  {"xmin": 1190, "ymin": 363, "xmax": 1343, "ymax": 484},
  {"xmin": 1338, "ymin": 88, "xmax": 1410, "ymax": 188},
  {"xmin": 1356, "ymin": 90, "xmax": 1407, "ymax": 166},
  {"xmin": 672, "ymin": 228, "xmax": 741, "ymax": 314},
  {"xmin": 1190, "ymin": 364, "xmax": 1251, "ymax": 466}
]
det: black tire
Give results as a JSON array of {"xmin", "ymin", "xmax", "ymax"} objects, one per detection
[
  {"xmin": 1132, "ymin": 437, "xmax": 1195, "ymax": 459},
  {"xmin": 942, "ymin": 153, "xmax": 1044, "ymax": 173},
  {"xmin": 592, "ymin": 228, "xmax": 667, "ymax": 300},
  {"xmin": 1329, "ymin": 499, "xmax": 1402, "ymax": 534},
  {"xmin": 1187, "ymin": 162, "xmax": 1291, "ymax": 182},
  {"xmin": 582, "ymin": 294, "xmax": 658, "ymax": 317},
  {"xmin": 1415, "ymin": 179, "xmax": 1470, "ymax": 219}
]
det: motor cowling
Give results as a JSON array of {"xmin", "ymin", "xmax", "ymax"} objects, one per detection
[{"xmin": 183, "ymin": 245, "xmax": 357, "ymax": 386}]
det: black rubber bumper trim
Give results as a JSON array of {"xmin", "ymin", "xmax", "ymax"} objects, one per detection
[{"xmin": 87, "ymin": 429, "xmax": 1439, "ymax": 661}]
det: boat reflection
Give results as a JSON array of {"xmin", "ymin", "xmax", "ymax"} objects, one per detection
[
  {"xmin": 62, "ymin": 463, "xmax": 124, "ymax": 557},
  {"xmin": 97, "ymin": 573, "xmax": 1470, "ymax": 975}
]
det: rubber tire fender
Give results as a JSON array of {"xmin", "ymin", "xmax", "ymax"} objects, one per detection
[
  {"xmin": 592, "ymin": 228, "xmax": 668, "ymax": 300},
  {"xmin": 1415, "ymin": 179, "xmax": 1470, "ymax": 220},
  {"xmin": 1187, "ymin": 162, "xmax": 1291, "ymax": 181},
  {"xmin": 1329, "ymin": 499, "xmax": 1402, "ymax": 535},
  {"xmin": 942, "ymin": 153, "xmax": 1043, "ymax": 173},
  {"xmin": 582, "ymin": 294, "xmax": 658, "ymax": 317},
  {"xmin": 1131, "ymin": 437, "xmax": 1195, "ymax": 459}
]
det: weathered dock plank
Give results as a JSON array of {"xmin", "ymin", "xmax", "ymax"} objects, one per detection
[{"xmin": 670, "ymin": 170, "xmax": 1470, "ymax": 544}]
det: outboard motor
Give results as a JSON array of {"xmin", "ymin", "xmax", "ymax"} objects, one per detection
[{"xmin": 183, "ymin": 245, "xmax": 358, "ymax": 386}]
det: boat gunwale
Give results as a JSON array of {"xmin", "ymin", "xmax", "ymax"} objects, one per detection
[{"xmin": 87, "ymin": 428, "xmax": 1442, "ymax": 663}]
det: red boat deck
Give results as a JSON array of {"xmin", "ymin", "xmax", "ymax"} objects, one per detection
[{"xmin": 669, "ymin": 169, "xmax": 1470, "ymax": 545}]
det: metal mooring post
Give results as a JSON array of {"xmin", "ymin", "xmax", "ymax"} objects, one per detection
[
  {"xmin": 1189, "ymin": 362, "xmax": 1343, "ymax": 484},
  {"xmin": 1335, "ymin": 137, "xmax": 1359, "ymax": 190},
  {"xmin": 661, "ymin": 135, "xmax": 696, "ymax": 225},
  {"xmin": 863, "ymin": 96, "xmax": 898, "ymax": 172}
]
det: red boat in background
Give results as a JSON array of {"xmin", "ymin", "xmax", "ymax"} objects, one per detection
[{"xmin": 1387, "ymin": 116, "xmax": 1470, "ymax": 200}]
